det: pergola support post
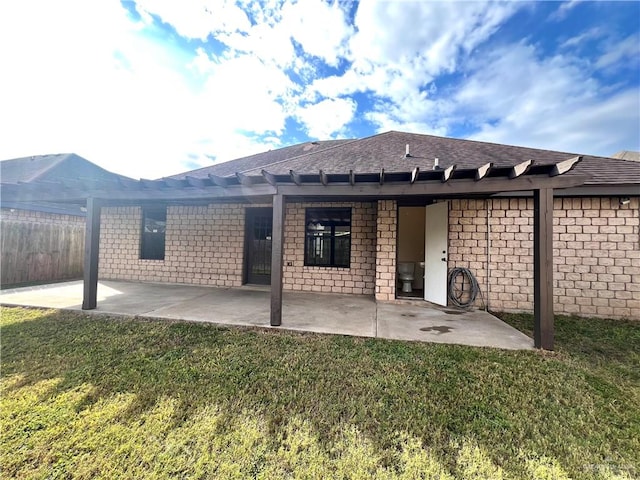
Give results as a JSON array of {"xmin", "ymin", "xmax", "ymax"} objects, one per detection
[
  {"xmin": 82, "ymin": 197, "xmax": 102, "ymax": 310},
  {"xmin": 533, "ymin": 188, "xmax": 554, "ymax": 350},
  {"xmin": 270, "ymin": 194, "xmax": 285, "ymax": 326}
]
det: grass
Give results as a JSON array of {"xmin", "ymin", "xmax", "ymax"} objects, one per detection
[{"xmin": 1, "ymin": 307, "xmax": 638, "ymax": 479}]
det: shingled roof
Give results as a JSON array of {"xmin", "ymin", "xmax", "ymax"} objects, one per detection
[
  {"xmin": 172, "ymin": 131, "xmax": 640, "ymax": 187},
  {"xmin": 168, "ymin": 139, "xmax": 352, "ymax": 179},
  {"xmin": 0, "ymin": 153, "xmax": 131, "ymax": 184},
  {"xmin": 1, "ymin": 153, "xmax": 133, "ymax": 216}
]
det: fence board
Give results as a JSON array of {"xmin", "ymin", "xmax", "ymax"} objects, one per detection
[{"xmin": 1, "ymin": 219, "xmax": 84, "ymax": 286}]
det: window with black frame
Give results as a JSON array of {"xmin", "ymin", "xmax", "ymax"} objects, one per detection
[
  {"xmin": 304, "ymin": 208, "xmax": 351, "ymax": 267},
  {"xmin": 140, "ymin": 207, "xmax": 166, "ymax": 260}
]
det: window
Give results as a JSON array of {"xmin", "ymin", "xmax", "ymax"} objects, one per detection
[
  {"xmin": 304, "ymin": 208, "xmax": 351, "ymax": 267},
  {"xmin": 140, "ymin": 207, "xmax": 166, "ymax": 260}
]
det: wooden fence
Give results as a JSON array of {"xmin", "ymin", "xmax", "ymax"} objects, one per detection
[{"xmin": 1, "ymin": 219, "xmax": 84, "ymax": 286}]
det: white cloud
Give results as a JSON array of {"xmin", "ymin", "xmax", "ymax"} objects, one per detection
[
  {"xmin": 596, "ymin": 34, "xmax": 640, "ymax": 70},
  {"xmin": 216, "ymin": 20, "xmax": 296, "ymax": 68},
  {"xmin": 134, "ymin": 0, "xmax": 251, "ymax": 41},
  {"xmin": 549, "ymin": 0, "xmax": 583, "ymax": 21},
  {"xmin": 296, "ymin": 98, "xmax": 357, "ymax": 139},
  {"xmin": 455, "ymin": 44, "xmax": 640, "ymax": 155},
  {"xmin": 308, "ymin": 1, "xmax": 523, "ymax": 130},
  {"xmin": 280, "ymin": 0, "xmax": 352, "ymax": 67},
  {"xmin": 349, "ymin": 1, "xmax": 521, "ymax": 76},
  {"xmin": 199, "ymin": 54, "xmax": 295, "ymax": 134},
  {"xmin": 0, "ymin": 0, "xmax": 296, "ymax": 179},
  {"xmin": 0, "ymin": 0, "xmax": 636, "ymax": 181},
  {"xmin": 560, "ymin": 27, "xmax": 604, "ymax": 49},
  {"xmin": 134, "ymin": 0, "xmax": 353, "ymax": 70}
]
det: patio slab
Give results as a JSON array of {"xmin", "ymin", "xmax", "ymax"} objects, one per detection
[
  {"xmin": 1, "ymin": 280, "xmax": 532, "ymax": 350},
  {"xmin": 376, "ymin": 302, "xmax": 534, "ymax": 350}
]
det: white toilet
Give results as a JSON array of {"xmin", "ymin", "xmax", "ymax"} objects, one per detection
[{"xmin": 398, "ymin": 262, "xmax": 415, "ymax": 293}]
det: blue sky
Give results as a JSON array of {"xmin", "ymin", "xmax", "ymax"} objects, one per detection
[{"xmin": 0, "ymin": 0, "xmax": 638, "ymax": 179}]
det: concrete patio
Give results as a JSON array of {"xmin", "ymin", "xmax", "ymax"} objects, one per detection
[{"xmin": 0, "ymin": 280, "xmax": 534, "ymax": 350}]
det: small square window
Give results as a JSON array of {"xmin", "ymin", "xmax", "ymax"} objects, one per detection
[
  {"xmin": 140, "ymin": 207, "xmax": 166, "ymax": 260},
  {"xmin": 304, "ymin": 208, "xmax": 351, "ymax": 267}
]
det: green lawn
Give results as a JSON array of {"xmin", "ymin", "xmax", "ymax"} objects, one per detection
[{"xmin": 1, "ymin": 307, "xmax": 638, "ymax": 479}]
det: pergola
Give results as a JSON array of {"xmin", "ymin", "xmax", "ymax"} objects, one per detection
[{"xmin": 1, "ymin": 156, "xmax": 586, "ymax": 350}]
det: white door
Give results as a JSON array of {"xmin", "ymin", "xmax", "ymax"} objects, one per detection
[{"xmin": 424, "ymin": 201, "xmax": 449, "ymax": 305}]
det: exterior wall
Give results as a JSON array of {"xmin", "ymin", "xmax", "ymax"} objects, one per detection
[
  {"xmin": 375, "ymin": 200, "xmax": 397, "ymax": 301},
  {"xmin": 283, "ymin": 202, "xmax": 377, "ymax": 295},
  {"xmin": 100, "ymin": 201, "xmax": 378, "ymax": 295},
  {"xmin": 97, "ymin": 195, "xmax": 639, "ymax": 321},
  {"xmin": 99, "ymin": 205, "xmax": 246, "ymax": 286},
  {"xmin": 449, "ymin": 197, "xmax": 640, "ymax": 320},
  {"xmin": 1, "ymin": 208, "xmax": 85, "ymax": 285}
]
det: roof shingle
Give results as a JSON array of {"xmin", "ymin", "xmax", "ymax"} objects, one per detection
[
  {"xmin": 172, "ymin": 131, "xmax": 640, "ymax": 187},
  {"xmin": 0, "ymin": 153, "xmax": 131, "ymax": 184}
]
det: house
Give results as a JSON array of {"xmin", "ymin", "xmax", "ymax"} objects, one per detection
[
  {"xmin": 612, "ymin": 150, "xmax": 640, "ymax": 162},
  {"xmin": 2, "ymin": 132, "xmax": 639, "ymax": 350},
  {"xmin": 0, "ymin": 153, "xmax": 129, "ymax": 286}
]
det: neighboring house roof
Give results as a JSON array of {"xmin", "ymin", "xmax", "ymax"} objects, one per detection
[
  {"xmin": 1, "ymin": 153, "xmax": 132, "ymax": 216},
  {"xmin": 173, "ymin": 131, "xmax": 640, "ymax": 187},
  {"xmin": 0, "ymin": 153, "xmax": 131, "ymax": 184},
  {"xmin": 612, "ymin": 150, "xmax": 640, "ymax": 162}
]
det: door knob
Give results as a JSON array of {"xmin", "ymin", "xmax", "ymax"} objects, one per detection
[{"xmin": 441, "ymin": 257, "xmax": 446, "ymax": 262}]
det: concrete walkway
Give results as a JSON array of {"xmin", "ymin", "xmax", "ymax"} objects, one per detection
[{"xmin": 1, "ymin": 280, "xmax": 533, "ymax": 350}]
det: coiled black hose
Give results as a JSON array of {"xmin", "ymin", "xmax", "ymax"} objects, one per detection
[{"xmin": 447, "ymin": 267, "xmax": 482, "ymax": 308}]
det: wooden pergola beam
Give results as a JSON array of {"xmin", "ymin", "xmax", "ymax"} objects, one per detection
[
  {"xmin": 319, "ymin": 170, "xmax": 328, "ymax": 186},
  {"xmin": 119, "ymin": 177, "xmax": 142, "ymax": 190},
  {"xmin": 533, "ymin": 187, "xmax": 554, "ymax": 350},
  {"xmin": 442, "ymin": 165, "xmax": 455, "ymax": 182},
  {"xmin": 186, "ymin": 176, "xmax": 208, "ymax": 188},
  {"xmin": 475, "ymin": 162, "xmax": 492, "ymax": 181},
  {"xmin": 510, "ymin": 159, "xmax": 533, "ymax": 179},
  {"xmin": 262, "ymin": 169, "xmax": 278, "ymax": 186},
  {"xmin": 236, "ymin": 172, "xmax": 254, "ymax": 186},
  {"xmin": 551, "ymin": 156, "xmax": 582, "ymax": 176},
  {"xmin": 82, "ymin": 197, "xmax": 101, "ymax": 310},
  {"xmin": 209, "ymin": 174, "xmax": 230, "ymax": 187},
  {"xmin": 277, "ymin": 174, "xmax": 587, "ymax": 197},
  {"xmin": 270, "ymin": 194, "xmax": 285, "ymax": 327},
  {"xmin": 290, "ymin": 170, "xmax": 302, "ymax": 186},
  {"xmin": 410, "ymin": 167, "xmax": 419, "ymax": 184},
  {"xmin": 0, "ymin": 174, "xmax": 587, "ymax": 204},
  {"xmin": 141, "ymin": 179, "xmax": 165, "ymax": 189},
  {"xmin": 163, "ymin": 177, "xmax": 186, "ymax": 188}
]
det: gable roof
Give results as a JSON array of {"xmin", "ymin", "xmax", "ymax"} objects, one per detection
[
  {"xmin": 1, "ymin": 153, "xmax": 133, "ymax": 216},
  {"xmin": 0, "ymin": 153, "xmax": 131, "ymax": 184},
  {"xmin": 172, "ymin": 131, "xmax": 640, "ymax": 187},
  {"xmin": 612, "ymin": 150, "xmax": 640, "ymax": 162}
]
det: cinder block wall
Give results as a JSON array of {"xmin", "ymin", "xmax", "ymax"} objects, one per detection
[
  {"xmin": 449, "ymin": 197, "xmax": 640, "ymax": 320},
  {"xmin": 100, "ymin": 201, "xmax": 378, "ymax": 294},
  {"xmin": 99, "ymin": 205, "xmax": 246, "ymax": 286},
  {"xmin": 375, "ymin": 200, "xmax": 397, "ymax": 301},
  {"xmin": 283, "ymin": 201, "xmax": 377, "ymax": 295}
]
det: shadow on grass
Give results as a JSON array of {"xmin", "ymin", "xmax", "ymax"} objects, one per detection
[
  {"xmin": 496, "ymin": 311, "xmax": 640, "ymax": 377},
  {"xmin": 2, "ymin": 307, "xmax": 639, "ymax": 479}
]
